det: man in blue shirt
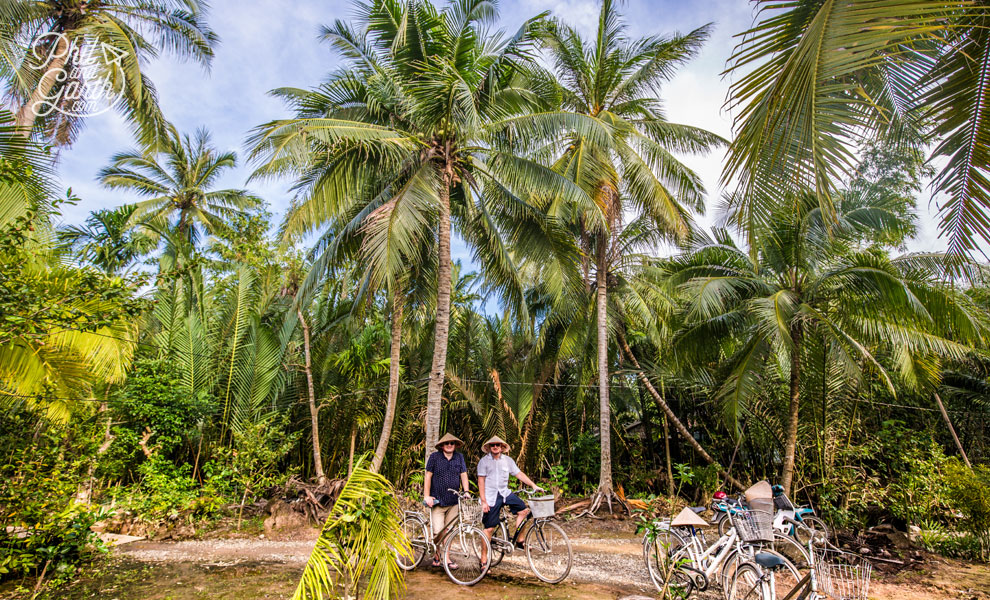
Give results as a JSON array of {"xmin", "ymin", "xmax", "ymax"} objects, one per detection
[{"xmin": 424, "ymin": 432, "xmax": 469, "ymax": 568}]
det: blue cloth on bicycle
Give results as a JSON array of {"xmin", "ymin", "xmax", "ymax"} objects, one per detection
[
  {"xmin": 482, "ymin": 492, "xmax": 527, "ymax": 529},
  {"xmin": 426, "ymin": 451, "xmax": 467, "ymax": 507}
]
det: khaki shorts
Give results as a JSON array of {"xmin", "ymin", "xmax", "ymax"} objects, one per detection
[{"xmin": 431, "ymin": 504, "xmax": 459, "ymax": 539}]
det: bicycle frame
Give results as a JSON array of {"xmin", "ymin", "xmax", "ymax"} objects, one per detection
[{"xmin": 405, "ymin": 490, "xmax": 476, "ymax": 561}]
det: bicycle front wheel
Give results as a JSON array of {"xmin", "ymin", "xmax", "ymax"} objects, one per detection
[
  {"xmin": 525, "ymin": 520, "xmax": 572, "ymax": 583},
  {"xmin": 397, "ymin": 515, "xmax": 428, "ymax": 570},
  {"xmin": 442, "ymin": 525, "xmax": 490, "ymax": 586}
]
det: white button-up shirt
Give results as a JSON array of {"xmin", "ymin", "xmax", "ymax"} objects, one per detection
[{"xmin": 477, "ymin": 453, "xmax": 520, "ymax": 501}]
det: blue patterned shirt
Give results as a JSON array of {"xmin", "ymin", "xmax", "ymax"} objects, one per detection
[{"xmin": 426, "ymin": 451, "xmax": 467, "ymax": 507}]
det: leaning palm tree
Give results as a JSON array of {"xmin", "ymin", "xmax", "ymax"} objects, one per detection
[
  {"xmin": 100, "ymin": 127, "xmax": 261, "ymax": 250},
  {"xmin": 1, "ymin": 0, "xmax": 216, "ymax": 145},
  {"xmin": 251, "ymin": 0, "xmax": 598, "ymax": 458},
  {"xmin": 668, "ymin": 191, "xmax": 985, "ymax": 495},
  {"xmin": 534, "ymin": 0, "xmax": 724, "ymax": 508},
  {"xmin": 722, "ymin": 0, "xmax": 989, "ymax": 256}
]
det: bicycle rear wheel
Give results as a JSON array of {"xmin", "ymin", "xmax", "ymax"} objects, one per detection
[
  {"xmin": 442, "ymin": 525, "xmax": 490, "ymax": 586},
  {"xmin": 645, "ymin": 528, "xmax": 685, "ymax": 591},
  {"xmin": 772, "ymin": 532, "xmax": 810, "ymax": 571},
  {"xmin": 397, "ymin": 515, "xmax": 428, "ymax": 570},
  {"xmin": 489, "ymin": 521, "xmax": 509, "ymax": 567},
  {"xmin": 525, "ymin": 520, "xmax": 572, "ymax": 583}
]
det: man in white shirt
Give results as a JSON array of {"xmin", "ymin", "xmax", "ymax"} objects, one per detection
[{"xmin": 476, "ymin": 435, "xmax": 541, "ymax": 565}]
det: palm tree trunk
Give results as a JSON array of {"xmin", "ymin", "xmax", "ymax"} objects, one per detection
[
  {"xmin": 595, "ymin": 245, "xmax": 613, "ymax": 500},
  {"xmin": 14, "ymin": 34, "xmax": 69, "ymax": 136},
  {"xmin": 617, "ymin": 331, "xmax": 745, "ymax": 490},
  {"xmin": 424, "ymin": 163, "xmax": 454, "ymax": 462},
  {"xmin": 934, "ymin": 392, "xmax": 972, "ymax": 468},
  {"xmin": 662, "ymin": 413, "xmax": 674, "ymax": 496},
  {"xmin": 781, "ymin": 329, "xmax": 802, "ymax": 495},
  {"xmin": 372, "ymin": 292, "xmax": 403, "ymax": 473},
  {"xmin": 298, "ymin": 308, "xmax": 325, "ymax": 485}
]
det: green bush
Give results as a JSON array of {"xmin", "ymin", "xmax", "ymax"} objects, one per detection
[
  {"xmin": 944, "ymin": 460, "xmax": 990, "ymax": 561},
  {"xmin": 0, "ymin": 408, "xmax": 107, "ymax": 591}
]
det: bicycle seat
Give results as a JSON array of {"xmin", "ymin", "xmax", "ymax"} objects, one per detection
[{"xmin": 754, "ymin": 552, "xmax": 786, "ymax": 570}]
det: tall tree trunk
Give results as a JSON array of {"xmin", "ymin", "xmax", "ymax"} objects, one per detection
[
  {"xmin": 372, "ymin": 292, "xmax": 403, "ymax": 473},
  {"xmin": 662, "ymin": 414, "xmax": 674, "ymax": 496},
  {"xmin": 934, "ymin": 392, "xmax": 972, "ymax": 468},
  {"xmin": 348, "ymin": 423, "xmax": 357, "ymax": 476},
  {"xmin": 298, "ymin": 308, "xmax": 325, "ymax": 485},
  {"xmin": 14, "ymin": 34, "xmax": 69, "ymax": 135},
  {"xmin": 595, "ymin": 244, "xmax": 613, "ymax": 500},
  {"xmin": 617, "ymin": 330, "xmax": 745, "ymax": 490},
  {"xmin": 424, "ymin": 163, "xmax": 454, "ymax": 462},
  {"xmin": 781, "ymin": 329, "xmax": 803, "ymax": 496}
]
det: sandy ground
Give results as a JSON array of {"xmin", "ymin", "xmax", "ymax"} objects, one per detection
[{"xmin": 32, "ymin": 518, "xmax": 990, "ymax": 600}]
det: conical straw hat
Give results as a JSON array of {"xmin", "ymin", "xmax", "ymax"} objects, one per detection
[
  {"xmin": 744, "ymin": 480, "xmax": 773, "ymax": 503},
  {"xmin": 670, "ymin": 507, "xmax": 710, "ymax": 528},
  {"xmin": 435, "ymin": 432, "xmax": 464, "ymax": 450},
  {"xmin": 482, "ymin": 435, "xmax": 511, "ymax": 453}
]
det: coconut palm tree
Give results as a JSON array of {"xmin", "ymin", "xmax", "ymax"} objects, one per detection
[
  {"xmin": 1, "ymin": 0, "xmax": 216, "ymax": 145},
  {"xmin": 250, "ymin": 0, "xmax": 598, "ymax": 459},
  {"xmin": 667, "ymin": 191, "xmax": 986, "ymax": 494},
  {"xmin": 100, "ymin": 127, "xmax": 261, "ymax": 250},
  {"xmin": 0, "ymin": 110, "xmax": 55, "ymax": 226},
  {"xmin": 722, "ymin": 0, "xmax": 989, "ymax": 256},
  {"xmin": 533, "ymin": 0, "xmax": 724, "ymax": 506}
]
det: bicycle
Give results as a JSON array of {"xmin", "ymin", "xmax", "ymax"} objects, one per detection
[
  {"xmin": 646, "ymin": 504, "xmax": 800, "ymax": 599},
  {"xmin": 396, "ymin": 489, "xmax": 491, "ymax": 586},
  {"xmin": 710, "ymin": 489, "xmax": 828, "ymax": 572},
  {"xmin": 485, "ymin": 488, "xmax": 573, "ymax": 583},
  {"xmin": 728, "ymin": 534, "xmax": 871, "ymax": 600}
]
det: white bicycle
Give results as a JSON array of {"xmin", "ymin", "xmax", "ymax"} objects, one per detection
[{"xmin": 396, "ymin": 489, "xmax": 491, "ymax": 586}]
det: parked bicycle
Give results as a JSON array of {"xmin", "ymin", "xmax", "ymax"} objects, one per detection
[
  {"xmin": 645, "ymin": 503, "xmax": 800, "ymax": 599},
  {"xmin": 728, "ymin": 534, "xmax": 871, "ymax": 600},
  {"xmin": 710, "ymin": 487, "xmax": 830, "ymax": 571},
  {"xmin": 485, "ymin": 488, "xmax": 573, "ymax": 583},
  {"xmin": 396, "ymin": 489, "xmax": 491, "ymax": 586}
]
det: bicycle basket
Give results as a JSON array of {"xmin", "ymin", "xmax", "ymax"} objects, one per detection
[
  {"xmin": 813, "ymin": 548, "xmax": 872, "ymax": 600},
  {"xmin": 733, "ymin": 509, "xmax": 774, "ymax": 543},
  {"xmin": 529, "ymin": 494, "xmax": 555, "ymax": 518},
  {"xmin": 458, "ymin": 497, "xmax": 483, "ymax": 525},
  {"xmin": 773, "ymin": 494, "xmax": 795, "ymax": 511}
]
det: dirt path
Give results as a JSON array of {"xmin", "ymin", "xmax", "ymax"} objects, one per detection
[
  {"xmin": 117, "ymin": 533, "xmax": 663, "ymax": 597},
  {"xmin": 61, "ymin": 522, "xmax": 988, "ymax": 600}
]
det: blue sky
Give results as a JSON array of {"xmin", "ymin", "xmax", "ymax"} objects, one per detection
[{"xmin": 51, "ymin": 0, "xmax": 950, "ymax": 265}]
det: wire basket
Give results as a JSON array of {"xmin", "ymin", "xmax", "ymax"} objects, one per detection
[
  {"xmin": 773, "ymin": 494, "xmax": 795, "ymax": 511},
  {"xmin": 733, "ymin": 509, "xmax": 774, "ymax": 543},
  {"xmin": 813, "ymin": 548, "xmax": 872, "ymax": 600},
  {"xmin": 458, "ymin": 497, "xmax": 483, "ymax": 525},
  {"xmin": 529, "ymin": 494, "xmax": 555, "ymax": 518}
]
